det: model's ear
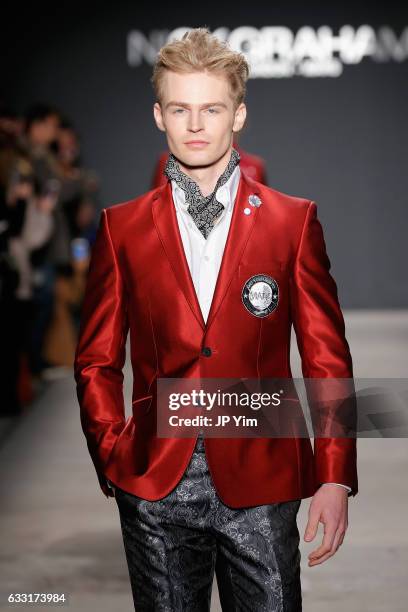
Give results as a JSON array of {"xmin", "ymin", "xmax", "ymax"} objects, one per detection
[
  {"xmin": 232, "ymin": 102, "xmax": 247, "ymax": 134},
  {"xmin": 153, "ymin": 102, "xmax": 166, "ymax": 132}
]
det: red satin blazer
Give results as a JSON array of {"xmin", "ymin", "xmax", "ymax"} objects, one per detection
[{"xmin": 74, "ymin": 170, "xmax": 358, "ymax": 506}]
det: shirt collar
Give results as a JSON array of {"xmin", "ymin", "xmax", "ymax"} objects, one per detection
[{"xmin": 171, "ymin": 164, "xmax": 241, "ymax": 214}]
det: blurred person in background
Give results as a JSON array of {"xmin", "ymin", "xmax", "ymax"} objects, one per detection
[
  {"xmin": 0, "ymin": 105, "xmax": 31, "ymax": 414},
  {"xmin": 17, "ymin": 103, "xmax": 63, "ymax": 380},
  {"xmin": 0, "ymin": 123, "xmax": 57, "ymax": 413},
  {"xmin": 53, "ymin": 117, "xmax": 99, "ymax": 246},
  {"xmin": 21, "ymin": 103, "xmax": 61, "ymax": 189},
  {"xmin": 0, "ymin": 103, "xmax": 99, "ymax": 408},
  {"xmin": 40, "ymin": 119, "xmax": 99, "ymax": 371},
  {"xmin": 0, "ymin": 103, "xmax": 100, "ymax": 407},
  {"xmin": 42, "ymin": 237, "xmax": 91, "ymax": 369}
]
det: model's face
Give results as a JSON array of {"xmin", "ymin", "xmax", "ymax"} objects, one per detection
[
  {"xmin": 30, "ymin": 114, "xmax": 60, "ymax": 146},
  {"xmin": 153, "ymin": 70, "xmax": 246, "ymax": 167}
]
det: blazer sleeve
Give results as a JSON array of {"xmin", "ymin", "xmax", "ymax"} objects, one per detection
[
  {"xmin": 74, "ymin": 207, "xmax": 129, "ymax": 496},
  {"xmin": 289, "ymin": 201, "xmax": 358, "ymax": 496}
]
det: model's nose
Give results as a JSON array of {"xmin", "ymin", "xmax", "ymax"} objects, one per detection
[{"xmin": 187, "ymin": 110, "xmax": 204, "ymax": 131}]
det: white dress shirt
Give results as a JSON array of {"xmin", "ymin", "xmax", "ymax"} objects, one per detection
[{"xmin": 170, "ymin": 164, "xmax": 352, "ymax": 494}]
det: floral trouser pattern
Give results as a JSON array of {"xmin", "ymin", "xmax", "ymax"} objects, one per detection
[{"xmin": 113, "ymin": 435, "xmax": 302, "ymax": 611}]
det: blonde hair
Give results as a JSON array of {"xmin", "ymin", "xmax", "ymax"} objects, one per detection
[{"xmin": 151, "ymin": 27, "xmax": 250, "ymax": 110}]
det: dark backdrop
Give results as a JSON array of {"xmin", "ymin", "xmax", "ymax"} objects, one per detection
[{"xmin": 1, "ymin": 2, "xmax": 407, "ymax": 307}]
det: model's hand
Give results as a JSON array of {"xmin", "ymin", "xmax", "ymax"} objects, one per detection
[{"xmin": 304, "ymin": 484, "xmax": 348, "ymax": 566}]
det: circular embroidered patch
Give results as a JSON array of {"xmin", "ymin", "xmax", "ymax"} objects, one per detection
[{"xmin": 241, "ymin": 274, "xmax": 279, "ymax": 318}]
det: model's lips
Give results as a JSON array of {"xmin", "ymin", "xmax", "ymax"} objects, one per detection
[{"xmin": 185, "ymin": 140, "xmax": 209, "ymax": 147}]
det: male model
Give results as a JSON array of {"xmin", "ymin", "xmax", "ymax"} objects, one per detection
[{"xmin": 74, "ymin": 27, "xmax": 358, "ymax": 611}]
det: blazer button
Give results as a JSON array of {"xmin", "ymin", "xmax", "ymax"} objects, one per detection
[{"xmin": 201, "ymin": 346, "xmax": 212, "ymax": 357}]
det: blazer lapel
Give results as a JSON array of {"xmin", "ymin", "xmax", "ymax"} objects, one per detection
[
  {"xmin": 205, "ymin": 170, "xmax": 261, "ymax": 332},
  {"xmin": 152, "ymin": 180, "xmax": 206, "ymax": 331},
  {"xmin": 152, "ymin": 169, "xmax": 262, "ymax": 333}
]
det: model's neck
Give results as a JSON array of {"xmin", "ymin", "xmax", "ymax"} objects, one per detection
[{"xmin": 177, "ymin": 146, "xmax": 233, "ymax": 197}]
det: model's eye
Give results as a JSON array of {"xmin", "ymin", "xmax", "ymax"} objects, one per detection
[
  {"xmin": 207, "ymin": 108, "xmax": 218, "ymax": 114},
  {"xmin": 174, "ymin": 108, "xmax": 185, "ymax": 114}
]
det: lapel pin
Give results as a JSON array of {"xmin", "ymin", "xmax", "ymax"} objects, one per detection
[{"xmin": 248, "ymin": 194, "xmax": 262, "ymax": 208}]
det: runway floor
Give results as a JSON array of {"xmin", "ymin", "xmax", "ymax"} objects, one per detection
[{"xmin": 0, "ymin": 310, "xmax": 407, "ymax": 611}]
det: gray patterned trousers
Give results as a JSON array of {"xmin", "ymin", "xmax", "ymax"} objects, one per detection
[{"xmin": 113, "ymin": 436, "xmax": 302, "ymax": 611}]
